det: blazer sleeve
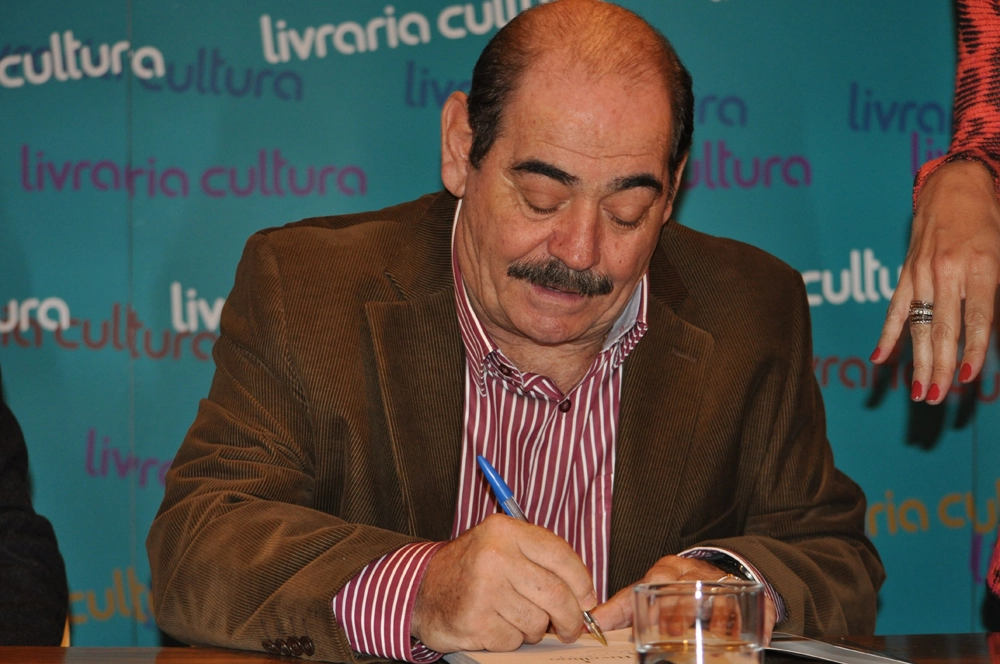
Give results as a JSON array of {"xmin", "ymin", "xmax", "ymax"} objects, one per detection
[
  {"xmin": 146, "ymin": 233, "xmax": 423, "ymax": 663},
  {"xmin": 697, "ymin": 274, "xmax": 885, "ymax": 637},
  {"xmin": 0, "ymin": 372, "xmax": 69, "ymax": 646}
]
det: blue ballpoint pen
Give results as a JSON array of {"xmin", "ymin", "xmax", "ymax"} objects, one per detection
[{"xmin": 476, "ymin": 455, "xmax": 608, "ymax": 647}]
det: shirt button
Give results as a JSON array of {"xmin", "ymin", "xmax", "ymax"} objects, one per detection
[
  {"xmin": 499, "ymin": 365, "xmax": 512, "ymax": 376},
  {"xmin": 558, "ymin": 400, "xmax": 572, "ymax": 413}
]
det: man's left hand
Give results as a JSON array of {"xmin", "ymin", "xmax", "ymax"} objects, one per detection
[{"xmin": 587, "ymin": 555, "xmax": 777, "ymax": 643}]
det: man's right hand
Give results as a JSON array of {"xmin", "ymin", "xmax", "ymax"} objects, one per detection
[{"xmin": 410, "ymin": 513, "xmax": 598, "ymax": 653}]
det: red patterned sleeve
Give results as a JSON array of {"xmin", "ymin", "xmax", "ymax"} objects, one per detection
[{"xmin": 913, "ymin": 0, "xmax": 1000, "ymax": 207}]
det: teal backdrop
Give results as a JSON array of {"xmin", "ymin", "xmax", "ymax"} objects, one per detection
[{"xmin": 1, "ymin": 0, "xmax": 994, "ymax": 646}]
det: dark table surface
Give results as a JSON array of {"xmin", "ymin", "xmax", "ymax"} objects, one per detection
[
  {"xmin": 0, "ymin": 646, "xmax": 283, "ymax": 662},
  {"xmin": 0, "ymin": 633, "xmax": 996, "ymax": 664},
  {"xmin": 835, "ymin": 634, "xmax": 999, "ymax": 664}
]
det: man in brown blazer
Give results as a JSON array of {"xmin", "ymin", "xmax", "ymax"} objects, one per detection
[{"xmin": 147, "ymin": 2, "xmax": 883, "ymax": 661}]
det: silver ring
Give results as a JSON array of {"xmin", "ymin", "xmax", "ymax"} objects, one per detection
[{"xmin": 909, "ymin": 300, "xmax": 934, "ymax": 325}]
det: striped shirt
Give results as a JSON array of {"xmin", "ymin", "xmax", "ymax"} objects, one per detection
[
  {"xmin": 448, "ymin": 253, "xmax": 647, "ymax": 604},
  {"xmin": 333, "ymin": 202, "xmax": 783, "ymax": 662}
]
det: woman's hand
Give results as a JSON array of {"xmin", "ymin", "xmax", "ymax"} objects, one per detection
[{"xmin": 872, "ymin": 159, "xmax": 1000, "ymax": 403}]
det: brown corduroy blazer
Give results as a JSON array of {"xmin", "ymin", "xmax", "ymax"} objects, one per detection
[{"xmin": 147, "ymin": 191, "xmax": 884, "ymax": 663}]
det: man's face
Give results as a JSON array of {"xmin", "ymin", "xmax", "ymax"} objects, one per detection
[{"xmin": 447, "ymin": 57, "xmax": 679, "ymax": 349}]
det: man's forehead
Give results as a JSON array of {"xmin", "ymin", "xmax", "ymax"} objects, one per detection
[
  {"xmin": 499, "ymin": 59, "xmax": 674, "ymax": 170},
  {"xmin": 522, "ymin": 46, "xmax": 670, "ymax": 96},
  {"xmin": 513, "ymin": 53, "xmax": 670, "ymax": 125}
]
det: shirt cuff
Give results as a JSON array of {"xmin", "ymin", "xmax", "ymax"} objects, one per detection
[
  {"xmin": 332, "ymin": 541, "xmax": 446, "ymax": 663},
  {"xmin": 678, "ymin": 546, "xmax": 787, "ymax": 625}
]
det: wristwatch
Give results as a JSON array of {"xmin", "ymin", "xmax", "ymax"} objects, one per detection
[{"xmin": 701, "ymin": 552, "xmax": 756, "ymax": 582}]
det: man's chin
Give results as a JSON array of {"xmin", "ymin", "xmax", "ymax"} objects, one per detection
[
  {"xmin": 507, "ymin": 314, "xmax": 600, "ymax": 348},
  {"xmin": 499, "ymin": 286, "xmax": 615, "ymax": 345}
]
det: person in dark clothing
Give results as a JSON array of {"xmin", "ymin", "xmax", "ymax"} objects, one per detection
[{"xmin": 0, "ymin": 365, "xmax": 68, "ymax": 645}]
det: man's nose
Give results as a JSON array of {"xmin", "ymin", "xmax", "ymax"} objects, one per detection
[{"xmin": 546, "ymin": 202, "xmax": 602, "ymax": 272}]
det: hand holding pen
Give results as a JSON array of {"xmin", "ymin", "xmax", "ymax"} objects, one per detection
[
  {"xmin": 476, "ymin": 455, "xmax": 607, "ymax": 646},
  {"xmin": 410, "ymin": 462, "xmax": 602, "ymax": 653}
]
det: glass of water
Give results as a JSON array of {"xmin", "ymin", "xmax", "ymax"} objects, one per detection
[{"xmin": 633, "ymin": 581, "xmax": 765, "ymax": 664}]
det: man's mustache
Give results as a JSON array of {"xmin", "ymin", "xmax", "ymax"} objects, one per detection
[{"xmin": 507, "ymin": 258, "xmax": 614, "ymax": 297}]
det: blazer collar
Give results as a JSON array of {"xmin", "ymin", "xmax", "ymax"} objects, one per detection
[
  {"xmin": 648, "ymin": 220, "xmax": 690, "ymax": 312},
  {"xmin": 383, "ymin": 191, "xmax": 459, "ymax": 300}
]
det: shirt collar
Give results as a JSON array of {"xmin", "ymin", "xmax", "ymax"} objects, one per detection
[{"xmin": 451, "ymin": 199, "xmax": 649, "ymax": 393}]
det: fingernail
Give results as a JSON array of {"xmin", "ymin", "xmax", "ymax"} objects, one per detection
[
  {"xmin": 869, "ymin": 348, "xmax": 881, "ymax": 362},
  {"xmin": 911, "ymin": 381, "xmax": 923, "ymax": 401},
  {"xmin": 583, "ymin": 591, "xmax": 597, "ymax": 610},
  {"xmin": 960, "ymin": 363, "xmax": 973, "ymax": 383},
  {"xmin": 927, "ymin": 383, "xmax": 940, "ymax": 402}
]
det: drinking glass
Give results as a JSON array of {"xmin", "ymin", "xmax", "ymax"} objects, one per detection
[{"xmin": 633, "ymin": 580, "xmax": 764, "ymax": 664}]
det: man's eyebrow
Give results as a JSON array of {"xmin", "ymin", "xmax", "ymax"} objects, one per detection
[
  {"xmin": 611, "ymin": 173, "xmax": 663, "ymax": 196},
  {"xmin": 511, "ymin": 159, "xmax": 579, "ymax": 186}
]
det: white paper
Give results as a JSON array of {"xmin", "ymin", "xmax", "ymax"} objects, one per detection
[{"xmin": 443, "ymin": 628, "xmax": 634, "ymax": 664}]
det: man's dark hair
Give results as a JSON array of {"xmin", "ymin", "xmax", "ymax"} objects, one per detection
[{"xmin": 465, "ymin": 0, "xmax": 694, "ymax": 195}]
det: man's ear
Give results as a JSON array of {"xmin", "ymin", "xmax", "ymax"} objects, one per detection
[
  {"xmin": 661, "ymin": 153, "xmax": 689, "ymax": 224},
  {"xmin": 441, "ymin": 91, "xmax": 474, "ymax": 198}
]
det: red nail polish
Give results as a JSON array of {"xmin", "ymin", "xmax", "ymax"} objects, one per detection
[
  {"xmin": 960, "ymin": 363, "xmax": 973, "ymax": 383},
  {"xmin": 911, "ymin": 381, "xmax": 923, "ymax": 401},
  {"xmin": 869, "ymin": 348, "xmax": 881, "ymax": 362},
  {"xmin": 927, "ymin": 384, "xmax": 941, "ymax": 402}
]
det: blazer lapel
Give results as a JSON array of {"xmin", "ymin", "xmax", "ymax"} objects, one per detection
[
  {"xmin": 365, "ymin": 192, "xmax": 466, "ymax": 541},
  {"xmin": 608, "ymin": 239, "xmax": 715, "ymax": 594}
]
